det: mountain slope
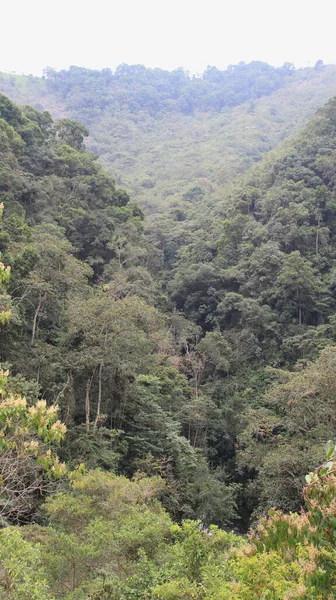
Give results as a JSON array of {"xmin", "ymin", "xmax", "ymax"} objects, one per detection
[
  {"xmin": 2, "ymin": 63, "xmax": 336, "ymax": 212},
  {"xmin": 162, "ymin": 93, "xmax": 336, "ymax": 517},
  {"xmin": 3, "ymin": 69, "xmax": 336, "ymax": 522}
]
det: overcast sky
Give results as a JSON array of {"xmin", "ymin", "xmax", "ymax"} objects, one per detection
[{"xmin": 2, "ymin": 0, "xmax": 336, "ymax": 75}]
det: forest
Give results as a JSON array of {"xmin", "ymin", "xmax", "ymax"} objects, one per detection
[
  {"xmin": 2, "ymin": 60, "xmax": 336, "ymax": 212},
  {"xmin": 1, "ymin": 60, "xmax": 336, "ymax": 598}
]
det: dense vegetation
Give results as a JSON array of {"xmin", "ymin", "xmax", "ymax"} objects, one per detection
[
  {"xmin": 159, "ymin": 94, "xmax": 336, "ymax": 518},
  {"xmin": 0, "ymin": 93, "xmax": 239, "ymax": 530},
  {"xmin": 2, "ymin": 61, "xmax": 336, "ymax": 212},
  {"xmin": 0, "ymin": 61, "xmax": 300, "ymax": 116},
  {"xmin": 2, "ymin": 59, "xmax": 336, "ymax": 597}
]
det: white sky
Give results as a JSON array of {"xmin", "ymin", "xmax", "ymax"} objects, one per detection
[{"xmin": 2, "ymin": 0, "xmax": 336, "ymax": 75}]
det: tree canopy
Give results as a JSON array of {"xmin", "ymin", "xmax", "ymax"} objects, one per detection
[{"xmin": 2, "ymin": 65, "xmax": 336, "ymax": 598}]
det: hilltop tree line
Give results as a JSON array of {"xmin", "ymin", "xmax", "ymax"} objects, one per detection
[{"xmin": 42, "ymin": 61, "xmax": 298, "ymax": 117}]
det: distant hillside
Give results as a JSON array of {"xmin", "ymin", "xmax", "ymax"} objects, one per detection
[{"xmin": 2, "ymin": 62, "xmax": 336, "ymax": 212}]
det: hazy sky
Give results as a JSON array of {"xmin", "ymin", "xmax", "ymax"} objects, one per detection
[{"xmin": 2, "ymin": 0, "xmax": 336, "ymax": 75}]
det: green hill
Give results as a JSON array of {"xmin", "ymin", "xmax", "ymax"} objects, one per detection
[
  {"xmin": 3, "ymin": 63, "xmax": 336, "ymax": 598},
  {"xmin": 2, "ymin": 91, "xmax": 336, "ymax": 600},
  {"xmin": 2, "ymin": 62, "xmax": 336, "ymax": 212}
]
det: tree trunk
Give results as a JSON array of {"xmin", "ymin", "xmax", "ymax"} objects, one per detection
[
  {"xmin": 31, "ymin": 291, "xmax": 46, "ymax": 345},
  {"xmin": 85, "ymin": 375, "xmax": 93, "ymax": 430},
  {"xmin": 194, "ymin": 361, "xmax": 205, "ymax": 398},
  {"xmin": 316, "ymin": 215, "xmax": 320, "ymax": 255},
  {"xmin": 94, "ymin": 363, "xmax": 103, "ymax": 430}
]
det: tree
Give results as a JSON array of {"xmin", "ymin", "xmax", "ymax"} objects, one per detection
[
  {"xmin": 54, "ymin": 118, "xmax": 89, "ymax": 151},
  {"xmin": 0, "ymin": 369, "xmax": 67, "ymax": 523},
  {"xmin": 0, "ymin": 528, "xmax": 53, "ymax": 600},
  {"xmin": 238, "ymin": 346, "xmax": 336, "ymax": 515},
  {"xmin": 273, "ymin": 251, "xmax": 323, "ymax": 325},
  {"xmin": 24, "ymin": 470, "xmax": 170, "ymax": 599},
  {"xmin": 64, "ymin": 291, "xmax": 165, "ymax": 429},
  {"xmin": 208, "ymin": 444, "xmax": 336, "ymax": 599},
  {"xmin": 184, "ymin": 331, "xmax": 231, "ymax": 397},
  {"xmin": 0, "ymin": 203, "xmax": 11, "ymax": 325}
]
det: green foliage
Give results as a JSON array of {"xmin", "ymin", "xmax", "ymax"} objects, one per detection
[
  {"xmin": 0, "ymin": 94, "xmax": 241, "ymax": 536},
  {"xmin": 238, "ymin": 346, "xmax": 336, "ymax": 516},
  {"xmin": 1, "ymin": 448, "xmax": 333, "ymax": 599},
  {"xmin": 3, "ymin": 79, "xmax": 336, "ymax": 600},
  {"xmin": 43, "ymin": 61, "xmax": 296, "ymax": 117},
  {"xmin": 0, "ymin": 527, "xmax": 53, "ymax": 599},
  {"xmin": 23, "ymin": 470, "xmax": 171, "ymax": 598},
  {"xmin": 60, "ymin": 425, "xmax": 124, "ymax": 470},
  {"xmin": 2, "ymin": 63, "xmax": 336, "ymax": 216},
  {"xmin": 1, "ymin": 87, "xmax": 336, "ymax": 598},
  {"xmin": 152, "ymin": 448, "xmax": 336, "ymax": 600},
  {"xmin": 0, "ymin": 202, "xmax": 11, "ymax": 324},
  {"xmin": 54, "ymin": 118, "xmax": 89, "ymax": 151}
]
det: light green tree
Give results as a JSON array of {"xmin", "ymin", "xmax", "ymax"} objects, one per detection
[
  {"xmin": 0, "ymin": 369, "xmax": 67, "ymax": 523},
  {"xmin": 0, "ymin": 527, "xmax": 53, "ymax": 600},
  {"xmin": 0, "ymin": 203, "xmax": 11, "ymax": 325}
]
